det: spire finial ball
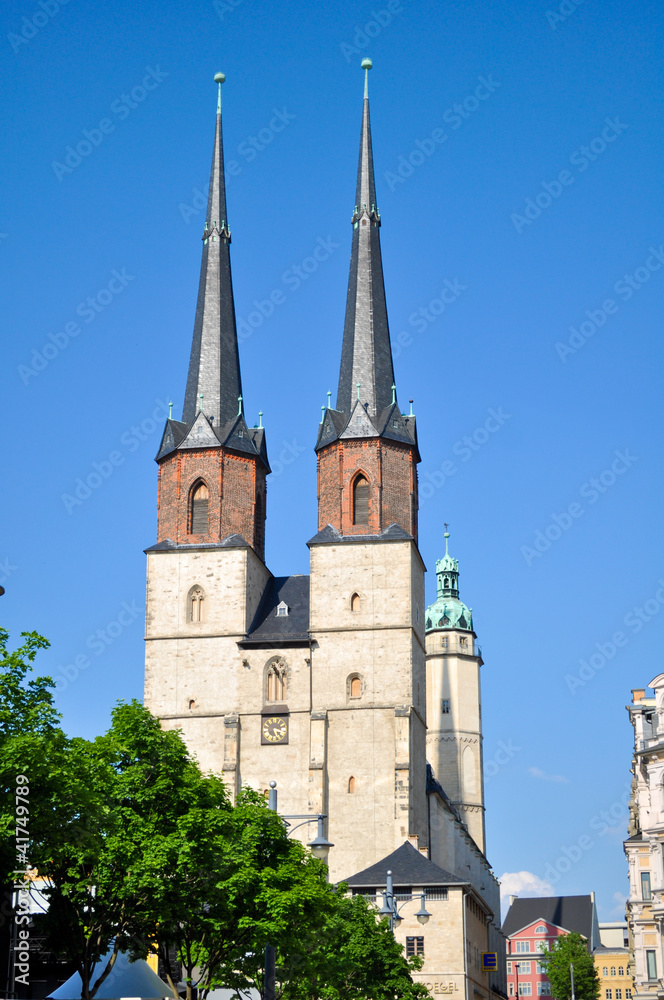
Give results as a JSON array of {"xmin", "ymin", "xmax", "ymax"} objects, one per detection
[
  {"xmin": 214, "ymin": 72, "xmax": 225, "ymax": 84},
  {"xmin": 361, "ymin": 58, "xmax": 372, "ymax": 70}
]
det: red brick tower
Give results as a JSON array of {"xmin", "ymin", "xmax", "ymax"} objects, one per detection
[
  {"xmin": 153, "ymin": 73, "xmax": 269, "ymax": 559},
  {"xmin": 314, "ymin": 61, "xmax": 419, "ymax": 542}
]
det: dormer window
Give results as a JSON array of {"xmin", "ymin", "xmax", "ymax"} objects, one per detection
[{"xmin": 276, "ymin": 601, "xmax": 289, "ymax": 617}]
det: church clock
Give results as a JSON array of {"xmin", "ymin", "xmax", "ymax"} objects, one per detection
[{"xmin": 261, "ymin": 715, "xmax": 289, "ymax": 745}]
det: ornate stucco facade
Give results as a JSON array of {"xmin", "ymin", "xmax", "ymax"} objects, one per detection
[
  {"xmin": 625, "ymin": 681, "xmax": 664, "ymax": 1000},
  {"xmin": 144, "ymin": 64, "xmax": 506, "ymax": 1000}
]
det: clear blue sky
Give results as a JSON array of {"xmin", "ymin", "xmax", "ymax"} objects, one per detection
[{"xmin": 2, "ymin": 0, "xmax": 663, "ymax": 921}]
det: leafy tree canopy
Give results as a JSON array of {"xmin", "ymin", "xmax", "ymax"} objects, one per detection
[{"xmin": 540, "ymin": 932, "xmax": 600, "ymax": 1000}]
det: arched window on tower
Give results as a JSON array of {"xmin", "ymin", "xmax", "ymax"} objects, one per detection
[
  {"xmin": 351, "ymin": 592, "xmax": 361, "ymax": 612},
  {"xmin": 190, "ymin": 481, "xmax": 209, "ymax": 534},
  {"xmin": 348, "ymin": 776, "xmax": 356, "ymax": 793},
  {"xmin": 347, "ymin": 673, "xmax": 362, "ymax": 700},
  {"xmin": 353, "ymin": 474, "xmax": 369, "ymax": 525},
  {"xmin": 266, "ymin": 659, "xmax": 287, "ymax": 702},
  {"xmin": 188, "ymin": 586, "xmax": 206, "ymax": 623}
]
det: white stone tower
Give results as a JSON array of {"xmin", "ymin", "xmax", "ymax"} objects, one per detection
[{"xmin": 425, "ymin": 530, "xmax": 485, "ymax": 851}]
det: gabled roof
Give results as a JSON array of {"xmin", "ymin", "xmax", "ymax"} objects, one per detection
[
  {"xmin": 241, "ymin": 575, "xmax": 310, "ymax": 647},
  {"xmin": 502, "ymin": 895, "xmax": 595, "ymax": 943},
  {"xmin": 343, "ymin": 840, "xmax": 466, "ymax": 888}
]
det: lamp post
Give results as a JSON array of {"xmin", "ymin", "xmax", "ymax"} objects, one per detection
[
  {"xmin": 379, "ymin": 869, "xmax": 432, "ymax": 931},
  {"xmin": 264, "ymin": 781, "xmax": 334, "ymax": 1000}
]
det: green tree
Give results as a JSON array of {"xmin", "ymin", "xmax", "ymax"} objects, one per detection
[
  {"xmin": 275, "ymin": 889, "xmax": 429, "ymax": 1000},
  {"xmin": 540, "ymin": 932, "xmax": 600, "ymax": 1000}
]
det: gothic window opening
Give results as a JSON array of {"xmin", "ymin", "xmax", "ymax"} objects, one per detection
[
  {"xmin": 190, "ymin": 481, "xmax": 209, "ymax": 534},
  {"xmin": 266, "ymin": 660, "xmax": 287, "ymax": 702},
  {"xmin": 188, "ymin": 699, "xmax": 196, "ymax": 710},
  {"xmin": 348, "ymin": 776, "xmax": 356, "ymax": 793},
  {"xmin": 353, "ymin": 474, "xmax": 369, "ymax": 525},
  {"xmin": 351, "ymin": 592, "xmax": 361, "ymax": 612},
  {"xmin": 188, "ymin": 586, "xmax": 206, "ymax": 623},
  {"xmin": 348, "ymin": 673, "xmax": 363, "ymax": 700}
]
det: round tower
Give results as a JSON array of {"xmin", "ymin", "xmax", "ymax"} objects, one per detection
[{"xmin": 425, "ymin": 530, "xmax": 485, "ymax": 852}]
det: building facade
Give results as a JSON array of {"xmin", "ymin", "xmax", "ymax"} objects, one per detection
[
  {"xmin": 625, "ymin": 682, "xmax": 664, "ymax": 1000},
  {"xmin": 143, "ymin": 63, "xmax": 505, "ymax": 999},
  {"xmin": 502, "ymin": 895, "xmax": 600, "ymax": 1000}
]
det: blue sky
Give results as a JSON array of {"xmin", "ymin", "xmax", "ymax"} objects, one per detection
[{"xmin": 2, "ymin": 0, "xmax": 664, "ymax": 920}]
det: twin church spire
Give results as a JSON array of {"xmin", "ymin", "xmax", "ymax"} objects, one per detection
[
  {"xmin": 154, "ymin": 63, "xmax": 418, "ymax": 557},
  {"xmin": 182, "ymin": 72, "xmax": 242, "ymax": 428}
]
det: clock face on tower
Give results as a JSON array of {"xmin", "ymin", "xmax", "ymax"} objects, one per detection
[{"xmin": 261, "ymin": 715, "xmax": 289, "ymax": 745}]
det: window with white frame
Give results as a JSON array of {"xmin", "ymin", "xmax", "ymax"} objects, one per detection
[
  {"xmin": 516, "ymin": 941, "xmax": 530, "ymax": 953},
  {"xmin": 509, "ymin": 986, "xmax": 514, "ymax": 997},
  {"xmin": 602, "ymin": 968, "xmax": 608, "ymax": 977},
  {"xmin": 536, "ymin": 926, "xmax": 547, "ymax": 933},
  {"xmin": 618, "ymin": 968, "xmax": 624, "ymax": 977},
  {"xmin": 536, "ymin": 963, "xmax": 546, "ymax": 974},
  {"xmin": 518, "ymin": 985, "xmax": 532, "ymax": 996},
  {"xmin": 611, "ymin": 968, "xmax": 616, "ymax": 977},
  {"xmin": 626, "ymin": 989, "xmax": 632, "ymax": 998},
  {"xmin": 646, "ymin": 950, "xmax": 657, "ymax": 981},
  {"xmin": 615, "ymin": 989, "xmax": 622, "ymax": 998},
  {"xmin": 538, "ymin": 984, "xmax": 551, "ymax": 995},
  {"xmin": 517, "ymin": 963, "xmax": 531, "ymax": 975},
  {"xmin": 606, "ymin": 991, "xmax": 612, "ymax": 999}
]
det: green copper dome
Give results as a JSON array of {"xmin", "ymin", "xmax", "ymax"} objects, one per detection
[{"xmin": 425, "ymin": 531, "xmax": 473, "ymax": 633}]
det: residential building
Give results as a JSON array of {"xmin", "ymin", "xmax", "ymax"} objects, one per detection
[
  {"xmin": 502, "ymin": 895, "xmax": 599, "ymax": 998},
  {"xmin": 625, "ymin": 683, "xmax": 664, "ymax": 1000}
]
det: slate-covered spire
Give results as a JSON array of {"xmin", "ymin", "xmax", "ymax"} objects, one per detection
[
  {"xmin": 182, "ymin": 72, "xmax": 242, "ymax": 428},
  {"xmin": 336, "ymin": 58, "xmax": 395, "ymax": 419}
]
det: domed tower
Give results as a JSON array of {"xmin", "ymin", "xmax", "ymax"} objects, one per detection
[{"xmin": 425, "ymin": 530, "xmax": 485, "ymax": 851}]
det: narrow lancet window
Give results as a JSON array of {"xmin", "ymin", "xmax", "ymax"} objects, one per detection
[
  {"xmin": 190, "ymin": 482, "xmax": 209, "ymax": 534},
  {"xmin": 353, "ymin": 475, "xmax": 369, "ymax": 525}
]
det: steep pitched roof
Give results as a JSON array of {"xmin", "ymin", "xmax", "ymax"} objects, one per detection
[
  {"xmin": 502, "ymin": 895, "xmax": 596, "ymax": 944},
  {"xmin": 343, "ymin": 841, "xmax": 465, "ymax": 888},
  {"xmin": 182, "ymin": 75, "xmax": 243, "ymax": 429},
  {"xmin": 241, "ymin": 575, "xmax": 310, "ymax": 646}
]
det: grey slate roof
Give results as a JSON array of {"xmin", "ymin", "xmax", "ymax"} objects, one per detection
[
  {"xmin": 145, "ymin": 533, "xmax": 250, "ymax": 553},
  {"xmin": 502, "ymin": 895, "xmax": 595, "ymax": 942},
  {"xmin": 242, "ymin": 575, "xmax": 310, "ymax": 646},
  {"xmin": 307, "ymin": 523, "xmax": 413, "ymax": 546},
  {"xmin": 343, "ymin": 841, "xmax": 466, "ymax": 888},
  {"xmin": 336, "ymin": 90, "xmax": 395, "ymax": 421},
  {"xmin": 181, "ymin": 91, "xmax": 244, "ymax": 430}
]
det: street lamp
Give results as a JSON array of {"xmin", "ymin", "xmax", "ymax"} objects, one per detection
[
  {"xmin": 267, "ymin": 781, "xmax": 334, "ymax": 860},
  {"xmin": 380, "ymin": 869, "xmax": 432, "ymax": 932},
  {"xmin": 264, "ymin": 782, "xmax": 334, "ymax": 1000}
]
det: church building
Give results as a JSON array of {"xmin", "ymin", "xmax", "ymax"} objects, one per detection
[{"xmin": 143, "ymin": 62, "xmax": 506, "ymax": 1000}]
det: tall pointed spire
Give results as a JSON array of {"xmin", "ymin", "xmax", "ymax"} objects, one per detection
[
  {"xmin": 182, "ymin": 72, "xmax": 242, "ymax": 428},
  {"xmin": 336, "ymin": 58, "xmax": 395, "ymax": 419}
]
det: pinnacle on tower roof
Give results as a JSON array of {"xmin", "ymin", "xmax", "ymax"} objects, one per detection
[
  {"xmin": 336, "ymin": 58, "xmax": 396, "ymax": 420},
  {"xmin": 182, "ymin": 72, "xmax": 243, "ymax": 428}
]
